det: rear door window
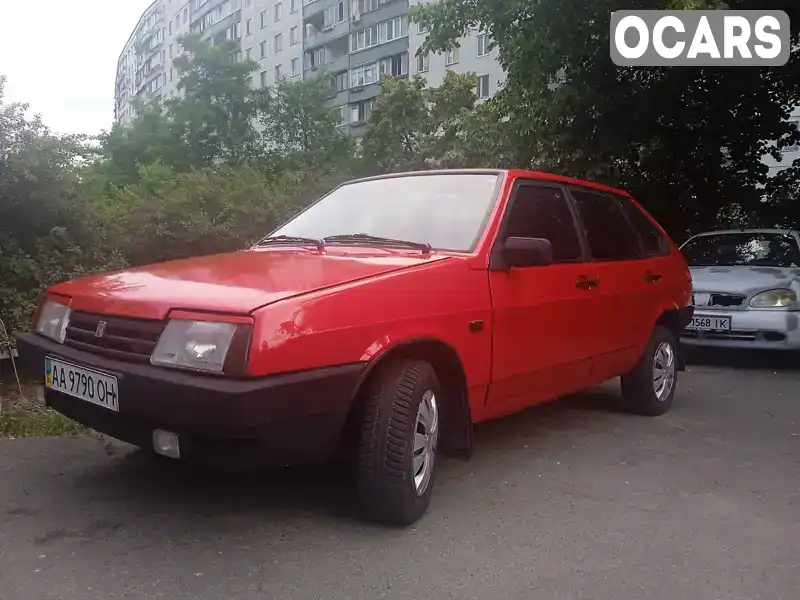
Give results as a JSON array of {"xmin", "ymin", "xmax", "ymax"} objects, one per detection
[
  {"xmin": 618, "ymin": 199, "xmax": 671, "ymax": 257},
  {"xmin": 570, "ymin": 188, "xmax": 642, "ymax": 262},
  {"xmin": 503, "ymin": 183, "xmax": 582, "ymax": 263}
]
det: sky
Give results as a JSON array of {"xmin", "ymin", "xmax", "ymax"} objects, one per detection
[{"xmin": 0, "ymin": 0, "xmax": 156, "ymax": 136}]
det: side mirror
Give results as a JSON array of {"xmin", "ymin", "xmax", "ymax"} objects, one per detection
[{"xmin": 502, "ymin": 236, "xmax": 554, "ymax": 268}]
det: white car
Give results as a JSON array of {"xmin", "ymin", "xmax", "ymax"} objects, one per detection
[{"xmin": 679, "ymin": 228, "xmax": 800, "ymax": 350}]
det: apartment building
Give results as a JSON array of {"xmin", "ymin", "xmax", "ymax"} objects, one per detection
[
  {"xmin": 116, "ymin": 0, "xmax": 418, "ymax": 135},
  {"xmin": 115, "ymin": 0, "xmax": 244, "ymax": 126},
  {"xmin": 299, "ymin": 0, "xmax": 411, "ymax": 135},
  {"xmin": 407, "ymin": 0, "xmax": 505, "ymax": 102}
]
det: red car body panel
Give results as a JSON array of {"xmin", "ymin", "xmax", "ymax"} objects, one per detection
[
  {"xmin": 45, "ymin": 248, "xmax": 453, "ymax": 320},
  {"xmin": 35, "ymin": 168, "xmax": 692, "ymax": 429}
]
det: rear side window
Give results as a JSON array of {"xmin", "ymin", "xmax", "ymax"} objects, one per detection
[
  {"xmin": 570, "ymin": 188, "xmax": 641, "ymax": 261},
  {"xmin": 504, "ymin": 183, "xmax": 582, "ymax": 262},
  {"xmin": 619, "ymin": 199, "xmax": 671, "ymax": 257}
]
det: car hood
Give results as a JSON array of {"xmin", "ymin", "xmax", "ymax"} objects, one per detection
[
  {"xmin": 50, "ymin": 249, "xmax": 450, "ymax": 320},
  {"xmin": 689, "ymin": 265, "xmax": 800, "ymax": 295}
]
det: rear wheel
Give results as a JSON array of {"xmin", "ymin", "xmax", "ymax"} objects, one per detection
[
  {"xmin": 620, "ymin": 325, "xmax": 678, "ymax": 416},
  {"xmin": 356, "ymin": 359, "xmax": 441, "ymax": 526}
]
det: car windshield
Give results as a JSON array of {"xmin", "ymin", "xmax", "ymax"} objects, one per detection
[
  {"xmin": 680, "ymin": 232, "xmax": 800, "ymax": 268},
  {"xmin": 267, "ymin": 173, "xmax": 501, "ymax": 252}
]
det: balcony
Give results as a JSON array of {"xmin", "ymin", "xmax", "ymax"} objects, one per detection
[
  {"xmin": 302, "ymin": 0, "xmax": 325, "ymax": 19},
  {"xmin": 348, "ymin": 81, "xmax": 381, "ymax": 103},
  {"xmin": 304, "ymin": 50, "xmax": 350, "ymax": 80},
  {"xmin": 304, "ymin": 19, "xmax": 350, "ymax": 50}
]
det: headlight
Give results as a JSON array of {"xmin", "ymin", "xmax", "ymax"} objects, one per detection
[
  {"xmin": 35, "ymin": 298, "xmax": 71, "ymax": 343},
  {"xmin": 749, "ymin": 289, "xmax": 798, "ymax": 308},
  {"xmin": 150, "ymin": 319, "xmax": 251, "ymax": 374}
]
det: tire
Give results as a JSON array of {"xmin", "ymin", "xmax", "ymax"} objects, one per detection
[
  {"xmin": 620, "ymin": 325, "xmax": 679, "ymax": 417},
  {"xmin": 356, "ymin": 359, "xmax": 442, "ymax": 526}
]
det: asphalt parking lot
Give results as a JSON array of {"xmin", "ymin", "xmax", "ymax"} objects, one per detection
[{"xmin": 1, "ymin": 350, "xmax": 798, "ymax": 600}]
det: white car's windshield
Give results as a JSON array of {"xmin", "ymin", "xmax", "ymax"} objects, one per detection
[
  {"xmin": 681, "ymin": 232, "xmax": 800, "ymax": 268},
  {"xmin": 267, "ymin": 173, "xmax": 501, "ymax": 252}
]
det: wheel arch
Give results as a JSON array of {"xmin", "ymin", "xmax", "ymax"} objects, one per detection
[
  {"xmin": 653, "ymin": 303, "xmax": 691, "ymax": 371},
  {"xmin": 341, "ymin": 337, "xmax": 474, "ymax": 458}
]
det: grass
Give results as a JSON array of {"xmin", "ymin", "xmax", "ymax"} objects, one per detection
[{"xmin": 0, "ymin": 382, "xmax": 90, "ymax": 439}]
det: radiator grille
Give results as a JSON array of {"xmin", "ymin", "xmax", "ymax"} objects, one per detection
[{"xmin": 64, "ymin": 311, "xmax": 166, "ymax": 362}]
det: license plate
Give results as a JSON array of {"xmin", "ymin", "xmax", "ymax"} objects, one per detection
[
  {"xmin": 686, "ymin": 315, "xmax": 732, "ymax": 332},
  {"xmin": 45, "ymin": 357, "xmax": 119, "ymax": 411}
]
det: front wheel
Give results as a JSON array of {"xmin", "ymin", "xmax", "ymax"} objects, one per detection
[
  {"xmin": 620, "ymin": 325, "xmax": 679, "ymax": 416},
  {"xmin": 356, "ymin": 359, "xmax": 441, "ymax": 526}
]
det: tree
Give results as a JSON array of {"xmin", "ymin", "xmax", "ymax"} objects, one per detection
[
  {"xmin": 167, "ymin": 34, "xmax": 261, "ymax": 167},
  {"xmin": 362, "ymin": 71, "xmax": 506, "ymax": 171},
  {"xmin": 257, "ymin": 76, "xmax": 353, "ymax": 171},
  {"xmin": 98, "ymin": 100, "xmax": 177, "ymax": 185},
  {"xmin": 362, "ymin": 75, "xmax": 432, "ymax": 173},
  {"xmin": 0, "ymin": 76, "xmax": 116, "ymax": 337},
  {"xmin": 410, "ymin": 0, "xmax": 800, "ymax": 239}
]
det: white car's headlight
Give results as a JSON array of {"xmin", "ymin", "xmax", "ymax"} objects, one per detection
[
  {"xmin": 749, "ymin": 289, "xmax": 798, "ymax": 308},
  {"xmin": 151, "ymin": 319, "xmax": 251, "ymax": 374},
  {"xmin": 35, "ymin": 299, "xmax": 71, "ymax": 343}
]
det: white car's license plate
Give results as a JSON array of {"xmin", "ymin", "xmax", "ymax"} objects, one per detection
[
  {"xmin": 686, "ymin": 315, "xmax": 732, "ymax": 332},
  {"xmin": 45, "ymin": 357, "xmax": 119, "ymax": 411}
]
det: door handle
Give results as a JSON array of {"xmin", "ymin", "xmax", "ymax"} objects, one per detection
[
  {"xmin": 644, "ymin": 271, "xmax": 662, "ymax": 283},
  {"xmin": 575, "ymin": 276, "xmax": 600, "ymax": 289}
]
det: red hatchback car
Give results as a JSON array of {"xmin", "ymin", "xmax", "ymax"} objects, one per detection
[{"xmin": 17, "ymin": 169, "xmax": 693, "ymax": 525}]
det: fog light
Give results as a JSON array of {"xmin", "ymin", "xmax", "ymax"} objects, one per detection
[{"xmin": 152, "ymin": 429, "xmax": 181, "ymax": 459}]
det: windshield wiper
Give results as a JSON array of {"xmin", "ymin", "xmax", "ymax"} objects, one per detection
[
  {"xmin": 254, "ymin": 235, "xmax": 325, "ymax": 251},
  {"xmin": 323, "ymin": 233, "xmax": 432, "ymax": 252}
]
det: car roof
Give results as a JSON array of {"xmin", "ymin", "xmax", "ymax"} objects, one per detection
[
  {"xmin": 688, "ymin": 228, "xmax": 800, "ymax": 238},
  {"xmin": 344, "ymin": 168, "xmax": 633, "ymax": 199}
]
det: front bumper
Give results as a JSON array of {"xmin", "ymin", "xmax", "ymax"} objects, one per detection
[
  {"xmin": 679, "ymin": 308, "xmax": 800, "ymax": 351},
  {"xmin": 16, "ymin": 333, "xmax": 365, "ymax": 468}
]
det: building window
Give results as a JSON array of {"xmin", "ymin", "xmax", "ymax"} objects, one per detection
[
  {"xmin": 291, "ymin": 0, "xmax": 298, "ymax": 12},
  {"xmin": 339, "ymin": 105, "xmax": 348, "ymax": 124},
  {"xmin": 290, "ymin": 26, "xmax": 299, "ymax": 45},
  {"xmin": 331, "ymin": 71, "xmax": 348, "ymax": 92},
  {"xmin": 350, "ymin": 98, "xmax": 374, "ymax": 123},
  {"xmin": 246, "ymin": 47, "xmax": 252, "ymax": 60},
  {"xmin": 176, "ymin": 13, "xmax": 180, "ymax": 27},
  {"xmin": 445, "ymin": 47, "xmax": 459, "ymax": 65},
  {"xmin": 379, "ymin": 52, "xmax": 408, "ymax": 77},
  {"xmin": 416, "ymin": 52, "xmax": 429, "ymax": 72},
  {"xmin": 324, "ymin": 1, "xmax": 345, "ymax": 28},
  {"xmin": 350, "ymin": 62, "xmax": 378, "ymax": 88},
  {"xmin": 417, "ymin": 21, "xmax": 427, "ymax": 35},
  {"xmin": 246, "ymin": 0, "xmax": 252, "ymax": 6},
  {"xmin": 260, "ymin": 9, "xmax": 267, "ymax": 28},
  {"xmin": 477, "ymin": 74, "xmax": 490, "ymax": 99},
  {"xmin": 274, "ymin": 33, "xmax": 282, "ymax": 52},
  {"xmin": 274, "ymin": 2, "xmax": 282, "ymax": 21},
  {"xmin": 275, "ymin": 64, "xmax": 282, "ymax": 80},
  {"xmin": 356, "ymin": 0, "xmax": 383, "ymax": 14},
  {"xmin": 260, "ymin": 40, "xmax": 267, "ymax": 58},
  {"xmin": 477, "ymin": 33, "xmax": 489, "ymax": 57},
  {"xmin": 246, "ymin": 18, "xmax": 252, "ymax": 35},
  {"xmin": 260, "ymin": 71, "xmax": 267, "ymax": 87},
  {"xmin": 169, "ymin": 44, "xmax": 174, "ymax": 57},
  {"xmin": 378, "ymin": 16, "xmax": 406, "ymax": 43},
  {"xmin": 169, "ymin": 21, "xmax": 173, "ymax": 35},
  {"xmin": 304, "ymin": 47, "xmax": 325, "ymax": 69},
  {"xmin": 350, "ymin": 16, "xmax": 407, "ymax": 52},
  {"xmin": 291, "ymin": 58, "xmax": 299, "ymax": 76}
]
